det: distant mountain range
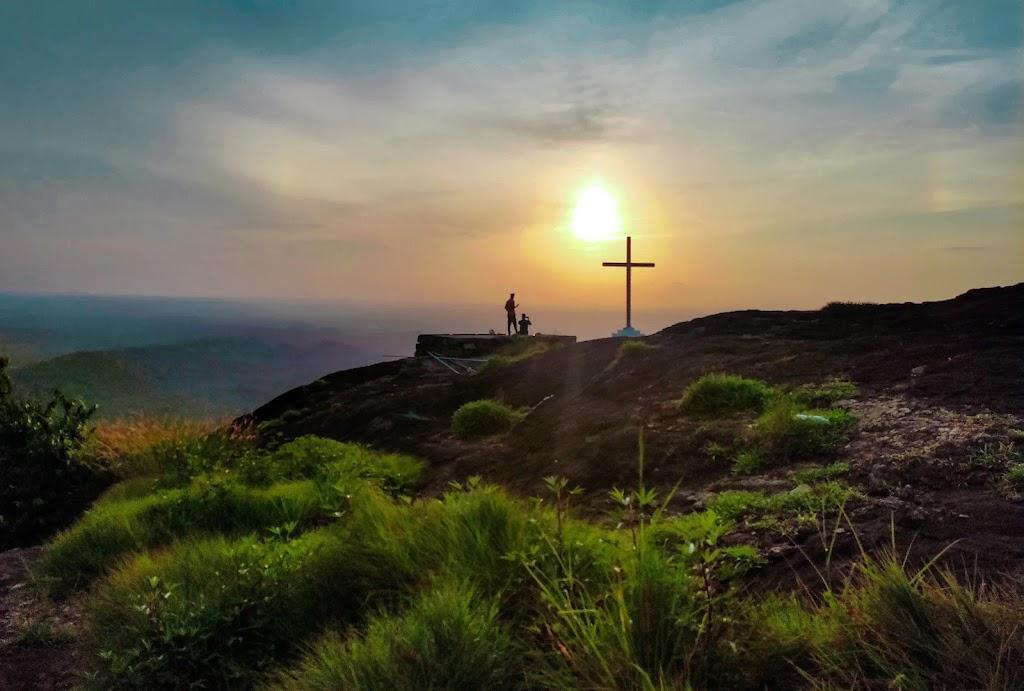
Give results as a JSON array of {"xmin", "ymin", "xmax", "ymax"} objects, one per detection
[{"xmin": 10, "ymin": 335, "xmax": 378, "ymax": 419}]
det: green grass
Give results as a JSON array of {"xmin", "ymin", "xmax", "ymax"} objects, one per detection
[
  {"xmin": 707, "ymin": 482, "xmax": 858, "ymax": 530},
  {"xmin": 451, "ymin": 399, "xmax": 525, "ymax": 440},
  {"xmin": 1004, "ymin": 464, "xmax": 1024, "ymax": 494},
  {"xmin": 752, "ymin": 396, "xmax": 855, "ymax": 462},
  {"xmin": 793, "ymin": 461, "xmax": 851, "ymax": 484},
  {"xmin": 618, "ymin": 339, "xmax": 654, "ymax": 357},
  {"xmin": 39, "ymin": 436, "xmax": 424, "ymax": 595},
  {"xmin": 477, "ymin": 339, "xmax": 554, "ymax": 373},
  {"xmin": 790, "ymin": 378, "xmax": 858, "ymax": 407},
  {"xmin": 270, "ymin": 583, "xmax": 518, "ymax": 690},
  {"xmin": 46, "ymin": 421, "xmax": 1024, "ymax": 689},
  {"xmin": 676, "ymin": 374, "xmax": 773, "ymax": 417},
  {"xmin": 38, "ymin": 479, "xmax": 327, "ymax": 595}
]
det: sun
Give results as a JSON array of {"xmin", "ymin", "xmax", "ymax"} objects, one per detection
[{"xmin": 570, "ymin": 183, "xmax": 621, "ymax": 243}]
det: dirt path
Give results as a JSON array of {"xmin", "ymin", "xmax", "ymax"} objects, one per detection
[{"xmin": 0, "ymin": 548, "xmax": 79, "ymax": 691}]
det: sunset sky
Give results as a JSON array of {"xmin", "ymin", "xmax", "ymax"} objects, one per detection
[{"xmin": 1, "ymin": 1, "xmax": 1021, "ymax": 314}]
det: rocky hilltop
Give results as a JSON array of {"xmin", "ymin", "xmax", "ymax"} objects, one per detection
[{"xmin": 245, "ymin": 283, "xmax": 1024, "ymax": 580}]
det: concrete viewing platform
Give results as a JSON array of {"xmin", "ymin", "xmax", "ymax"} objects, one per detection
[{"xmin": 414, "ymin": 333, "xmax": 576, "ymax": 358}]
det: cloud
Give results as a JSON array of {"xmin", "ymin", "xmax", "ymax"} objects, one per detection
[{"xmin": 0, "ymin": 0, "xmax": 1021, "ymax": 303}]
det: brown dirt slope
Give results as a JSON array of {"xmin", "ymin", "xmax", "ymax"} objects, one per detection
[{"xmin": 243, "ymin": 283, "xmax": 1024, "ymax": 579}]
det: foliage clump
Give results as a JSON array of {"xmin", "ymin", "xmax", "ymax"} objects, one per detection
[
  {"xmin": 0, "ymin": 356, "xmax": 106, "ymax": 548},
  {"xmin": 451, "ymin": 399, "xmax": 524, "ymax": 440},
  {"xmin": 752, "ymin": 397, "xmax": 854, "ymax": 462},
  {"xmin": 676, "ymin": 374, "xmax": 773, "ymax": 417}
]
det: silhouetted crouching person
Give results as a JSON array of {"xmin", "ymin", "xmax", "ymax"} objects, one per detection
[
  {"xmin": 505, "ymin": 293, "xmax": 518, "ymax": 335},
  {"xmin": 518, "ymin": 314, "xmax": 531, "ymax": 336}
]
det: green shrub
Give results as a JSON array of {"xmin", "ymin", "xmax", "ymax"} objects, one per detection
[
  {"xmin": 618, "ymin": 339, "xmax": 654, "ymax": 357},
  {"xmin": 0, "ymin": 356, "xmax": 107, "ymax": 548},
  {"xmin": 790, "ymin": 378, "xmax": 858, "ymax": 407},
  {"xmin": 753, "ymin": 397, "xmax": 855, "ymax": 462},
  {"xmin": 271, "ymin": 583, "xmax": 518, "ymax": 690},
  {"xmin": 676, "ymin": 374, "xmax": 773, "ymax": 417},
  {"xmin": 451, "ymin": 400, "xmax": 524, "ymax": 440}
]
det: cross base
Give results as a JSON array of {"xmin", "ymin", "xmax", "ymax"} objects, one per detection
[{"xmin": 612, "ymin": 326, "xmax": 644, "ymax": 338}]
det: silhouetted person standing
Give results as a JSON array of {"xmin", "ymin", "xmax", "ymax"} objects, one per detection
[{"xmin": 505, "ymin": 293, "xmax": 518, "ymax": 335}]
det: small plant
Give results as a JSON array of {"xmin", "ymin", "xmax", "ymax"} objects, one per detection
[
  {"xmin": 676, "ymin": 374, "xmax": 773, "ymax": 417},
  {"xmin": 618, "ymin": 339, "xmax": 654, "ymax": 357},
  {"xmin": 732, "ymin": 450, "xmax": 764, "ymax": 475},
  {"xmin": 971, "ymin": 442, "xmax": 1021, "ymax": 471},
  {"xmin": 703, "ymin": 441, "xmax": 730, "ymax": 463},
  {"xmin": 451, "ymin": 400, "xmax": 524, "ymax": 440}
]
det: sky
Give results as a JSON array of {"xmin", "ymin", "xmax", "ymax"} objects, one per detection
[{"xmin": 1, "ymin": 0, "xmax": 1021, "ymax": 317}]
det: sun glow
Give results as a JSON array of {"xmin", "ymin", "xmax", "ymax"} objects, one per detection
[{"xmin": 570, "ymin": 183, "xmax": 621, "ymax": 242}]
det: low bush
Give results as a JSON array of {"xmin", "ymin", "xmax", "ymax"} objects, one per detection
[
  {"xmin": 271, "ymin": 583, "xmax": 518, "ymax": 690},
  {"xmin": 451, "ymin": 400, "xmax": 525, "ymax": 440},
  {"xmin": 676, "ymin": 374, "xmax": 773, "ymax": 417},
  {"xmin": 753, "ymin": 397, "xmax": 854, "ymax": 462},
  {"xmin": 0, "ymin": 357, "xmax": 107, "ymax": 548},
  {"xmin": 85, "ymin": 533, "xmax": 334, "ymax": 689}
]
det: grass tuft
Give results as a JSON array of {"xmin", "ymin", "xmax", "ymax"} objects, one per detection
[
  {"xmin": 753, "ymin": 397, "xmax": 854, "ymax": 463},
  {"xmin": 451, "ymin": 400, "xmax": 525, "ymax": 440},
  {"xmin": 676, "ymin": 374, "xmax": 773, "ymax": 417},
  {"xmin": 270, "ymin": 583, "xmax": 518, "ymax": 690}
]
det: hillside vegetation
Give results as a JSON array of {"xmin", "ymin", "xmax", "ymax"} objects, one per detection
[{"xmin": 8, "ymin": 423, "xmax": 1017, "ymax": 688}]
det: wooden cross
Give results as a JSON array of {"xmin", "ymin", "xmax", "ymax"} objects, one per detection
[{"xmin": 602, "ymin": 236, "xmax": 654, "ymax": 330}]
